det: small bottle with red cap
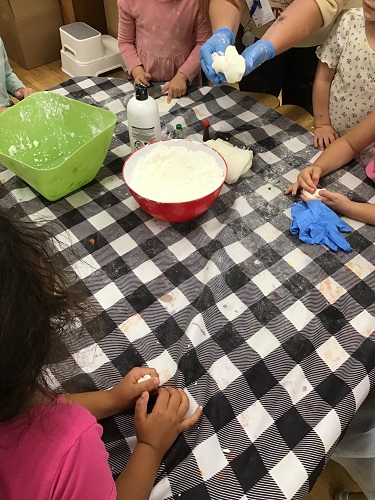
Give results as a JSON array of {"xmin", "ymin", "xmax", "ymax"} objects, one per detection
[{"xmin": 203, "ymin": 119, "xmax": 210, "ymax": 142}]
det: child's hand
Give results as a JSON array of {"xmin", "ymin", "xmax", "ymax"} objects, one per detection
[
  {"xmin": 162, "ymin": 72, "xmax": 188, "ymax": 103},
  {"xmin": 285, "ymin": 165, "xmax": 322, "ymax": 196},
  {"xmin": 108, "ymin": 367, "xmax": 160, "ymax": 413},
  {"xmin": 15, "ymin": 87, "xmax": 33, "ymax": 100},
  {"xmin": 135, "ymin": 388, "xmax": 202, "ymax": 459},
  {"xmin": 132, "ymin": 66, "xmax": 151, "ymax": 86},
  {"xmin": 319, "ymin": 190, "xmax": 351, "ymax": 214},
  {"xmin": 314, "ymin": 124, "xmax": 339, "ymax": 150}
]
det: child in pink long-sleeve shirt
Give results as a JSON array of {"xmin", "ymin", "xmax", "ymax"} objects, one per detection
[{"xmin": 118, "ymin": 0, "xmax": 211, "ymax": 102}]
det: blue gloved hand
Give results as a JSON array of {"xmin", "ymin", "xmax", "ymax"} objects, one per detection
[
  {"xmin": 200, "ymin": 28, "xmax": 235, "ymax": 86},
  {"xmin": 242, "ymin": 39, "xmax": 275, "ymax": 77},
  {"xmin": 291, "ymin": 201, "xmax": 352, "ymax": 252}
]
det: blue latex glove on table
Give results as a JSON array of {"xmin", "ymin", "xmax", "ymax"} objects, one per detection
[
  {"xmin": 290, "ymin": 201, "xmax": 352, "ymax": 252},
  {"xmin": 200, "ymin": 28, "xmax": 235, "ymax": 85},
  {"xmin": 242, "ymin": 40, "xmax": 275, "ymax": 76}
]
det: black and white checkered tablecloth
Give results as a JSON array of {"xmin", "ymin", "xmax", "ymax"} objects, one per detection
[{"xmin": 1, "ymin": 77, "xmax": 375, "ymax": 499}]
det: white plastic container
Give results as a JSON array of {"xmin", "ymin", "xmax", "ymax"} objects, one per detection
[{"xmin": 127, "ymin": 84, "xmax": 161, "ymax": 151}]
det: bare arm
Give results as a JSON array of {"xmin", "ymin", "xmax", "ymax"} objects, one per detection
[
  {"xmin": 262, "ymin": 0, "xmax": 323, "ymax": 55},
  {"xmin": 115, "ymin": 443, "xmax": 162, "ymax": 500},
  {"xmin": 330, "ymin": 198, "xmax": 375, "ymax": 225},
  {"xmin": 285, "ymin": 108, "xmax": 375, "ymax": 196},
  {"xmin": 313, "ymin": 62, "xmax": 335, "ymax": 128},
  {"xmin": 209, "ymin": 0, "xmax": 243, "ymax": 34},
  {"xmin": 115, "ymin": 389, "xmax": 202, "ymax": 500},
  {"xmin": 314, "ymin": 109, "xmax": 375, "ymax": 175},
  {"xmin": 65, "ymin": 367, "xmax": 160, "ymax": 420},
  {"xmin": 65, "ymin": 391, "xmax": 122, "ymax": 420},
  {"xmin": 179, "ymin": 6, "xmax": 212, "ymax": 82},
  {"xmin": 117, "ymin": 0, "xmax": 143, "ymax": 73},
  {"xmin": 313, "ymin": 61, "xmax": 339, "ymax": 149}
]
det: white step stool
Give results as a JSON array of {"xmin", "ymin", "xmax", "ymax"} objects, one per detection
[{"xmin": 60, "ymin": 22, "xmax": 126, "ymax": 77}]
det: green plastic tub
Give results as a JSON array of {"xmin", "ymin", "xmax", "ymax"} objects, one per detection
[{"xmin": 0, "ymin": 92, "xmax": 117, "ymax": 201}]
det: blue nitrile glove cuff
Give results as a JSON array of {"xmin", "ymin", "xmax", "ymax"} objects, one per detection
[
  {"xmin": 290, "ymin": 200, "xmax": 352, "ymax": 253},
  {"xmin": 242, "ymin": 39, "xmax": 275, "ymax": 77},
  {"xmin": 200, "ymin": 28, "xmax": 235, "ymax": 86},
  {"xmin": 214, "ymin": 28, "xmax": 235, "ymax": 47}
]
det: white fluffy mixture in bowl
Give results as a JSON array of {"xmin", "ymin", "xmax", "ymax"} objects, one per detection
[{"xmin": 131, "ymin": 144, "xmax": 225, "ymax": 203}]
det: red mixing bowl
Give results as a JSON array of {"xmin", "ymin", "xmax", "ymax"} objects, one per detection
[{"xmin": 122, "ymin": 139, "xmax": 227, "ymax": 222}]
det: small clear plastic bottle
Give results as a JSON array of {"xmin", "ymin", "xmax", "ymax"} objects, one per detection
[{"xmin": 175, "ymin": 123, "xmax": 183, "ymax": 139}]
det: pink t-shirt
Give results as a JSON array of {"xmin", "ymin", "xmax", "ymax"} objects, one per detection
[
  {"xmin": 0, "ymin": 398, "xmax": 116, "ymax": 500},
  {"xmin": 118, "ymin": 0, "xmax": 211, "ymax": 85}
]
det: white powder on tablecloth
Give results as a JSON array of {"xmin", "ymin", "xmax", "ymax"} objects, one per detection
[{"xmin": 131, "ymin": 144, "xmax": 224, "ymax": 203}]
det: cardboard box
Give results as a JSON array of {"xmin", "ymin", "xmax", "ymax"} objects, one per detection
[
  {"xmin": 103, "ymin": 0, "xmax": 118, "ymax": 38},
  {"xmin": 0, "ymin": 0, "xmax": 63, "ymax": 69}
]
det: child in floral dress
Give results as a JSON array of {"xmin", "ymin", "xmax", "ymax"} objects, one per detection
[{"xmin": 313, "ymin": 5, "xmax": 375, "ymax": 163}]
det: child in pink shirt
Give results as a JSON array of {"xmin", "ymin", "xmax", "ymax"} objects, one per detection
[
  {"xmin": 118, "ymin": 0, "xmax": 211, "ymax": 102},
  {"xmin": 0, "ymin": 208, "xmax": 202, "ymax": 499}
]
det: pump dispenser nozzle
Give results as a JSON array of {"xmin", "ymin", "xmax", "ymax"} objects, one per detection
[{"xmin": 135, "ymin": 84, "xmax": 148, "ymax": 101}]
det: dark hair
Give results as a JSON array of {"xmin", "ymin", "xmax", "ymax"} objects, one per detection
[{"xmin": 0, "ymin": 207, "xmax": 87, "ymax": 422}]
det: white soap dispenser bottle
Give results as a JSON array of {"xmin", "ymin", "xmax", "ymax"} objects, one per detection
[{"xmin": 127, "ymin": 84, "xmax": 161, "ymax": 151}]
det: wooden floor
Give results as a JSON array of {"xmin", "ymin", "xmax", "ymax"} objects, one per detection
[{"xmin": 9, "ymin": 58, "xmax": 363, "ymax": 500}]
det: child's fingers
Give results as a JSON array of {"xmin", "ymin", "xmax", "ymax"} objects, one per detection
[
  {"xmin": 299, "ymin": 177, "xmax": 316, "ymax": 192},
  {"xmin": 180, "ymin": 406, "xmax": 203, "ymax": 432},
  {"xmin": 318, "ymin": 190, "xmax": 335, "ymax": 202},
  {"xmin": 167, "ymin": 89, "xmax": 174, "ymax": 103},
  {"xmin": 302, "ymin": 181, "xmax": 317, "ymax": 192},
  {"xmin": 134, "ymin": 391, "xmax": 149, "ymax": 425},
  {"xmin": 135, "ymin": 367, "xmax": 159, "ymax": 379},
  {"xmin": 311, "ymin": 166, "xmax": 321, "ymax": 185},
  {"xmin": 153, "ymin": 387, "xmax": 170, "ymax": 411},
  {"xmin": 137, "ymin": 377, "xmax": 160, "ymax": 394},
  {"xmin": 326, "ymin": 135, "xmax": 335, "ymax": 148},
  {"xmin": 292, "ymin": 183, "xmax": 301, "ymax": 196},
  {"xmin": 139, "ymin": 75, "xmax": 150, "ymax": 86},
  {"xmin": 176, "ymin": 389, "xmax": 189, "ymax": 418},
  {"xmin": 298, "ymin": 170, "xmax": 317, "ymax": 192},
  {"xmin": 284, "ymin": 181, "xmax": 300, "ymax": 196},
  {"xmin": 162, "ymin": 83, "xmax": 169, "ymax": 95},
  {"xmin": 135, "ymin": 73, "xmax": 150, "ymax": 86},
  {"xmin": 328, "ymin": 134, "xmax": 336, "ymax": 145},
  {"xmin": 165, "ymin": 388, "xmax": 183, "ymax": 413}
]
